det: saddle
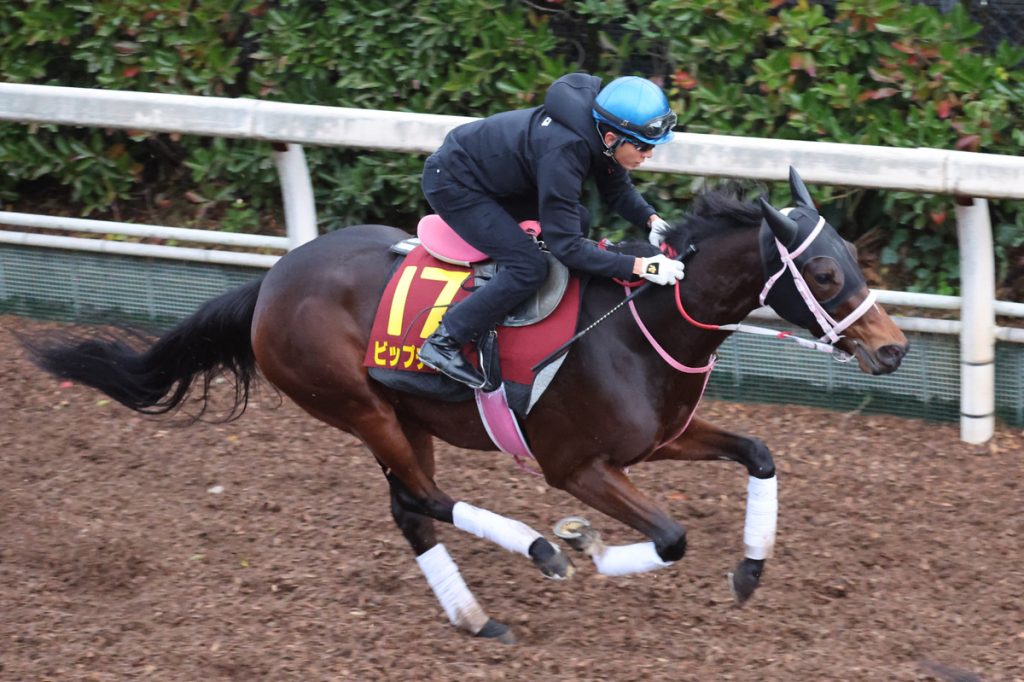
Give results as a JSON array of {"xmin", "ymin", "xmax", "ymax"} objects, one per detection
[
  {"xmin": 406, "ymin": 214, "xmax": 570, "ymax": 327},
  {"xmin": 364, "ymin": 215, "xmax": 584, "ymax": 468},
  {"xmin": 365, "ymin": 214, "xmax": 581, "ymax": 411}
]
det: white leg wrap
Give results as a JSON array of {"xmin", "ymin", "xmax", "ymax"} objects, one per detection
[
  {"xmin": 416, "ymin": 543, "xmax": 489, "ymax": 633},
  {"xmin": 452, "ymin": 501, "xmax": 542, "ymax": 557},
  {"xmin": 743, "ymin": 475, "xmax": 778, "ymax": 560},
  {"xmin": 590, "ymin": 541, "xmax": 672, "ymax": 577}
]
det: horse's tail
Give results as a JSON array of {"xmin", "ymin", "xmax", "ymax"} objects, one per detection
[{"xmin": 20, "ymin": 277, "xmax": 265, "ymax": 421}]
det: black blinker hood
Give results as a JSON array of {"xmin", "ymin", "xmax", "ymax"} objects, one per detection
[{"xmin": 759, "ymin": 206, "xmax": 866, "ymax": 335}]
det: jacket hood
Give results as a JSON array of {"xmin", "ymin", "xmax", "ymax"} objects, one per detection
[{"xmin": 543, "ymin": 73, "xmax": 603, "ymax": 143}]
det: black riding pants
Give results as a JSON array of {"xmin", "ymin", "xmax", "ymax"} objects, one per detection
[{"xmin": 423, "ymin": 156, "xmax": 584, "ymax": 344}]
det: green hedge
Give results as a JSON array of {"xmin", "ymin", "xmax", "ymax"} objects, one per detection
[{"xmin": 0, "ymin": 0, "xmax": 1021, "ymax": 295}]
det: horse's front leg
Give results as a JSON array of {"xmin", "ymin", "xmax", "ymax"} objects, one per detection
[
  {"xmin": 553, "ymin": 459, "xmax": 687, "ymax": 576},
  {"xmin": 645, "ymin": 416, "xmax": 778, "ymax": 605}
]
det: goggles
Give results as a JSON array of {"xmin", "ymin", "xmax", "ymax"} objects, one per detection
[{"xmin": 593, "ymin": 102, "xmax": 677, "ymax": 141}]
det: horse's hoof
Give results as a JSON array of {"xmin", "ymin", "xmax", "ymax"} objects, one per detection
[
  {"xmin": 728, "ymin": 557, "xmax": 765, "ymax": 606},
  {"xmin": 553, "ymin": 516, "xmax": 600, "ymax": 553},
  {"xmin": 528, "ymin": 537, "xmax": 575, "ymax": 580},
  {"xmin": 475, "ymin": 618, "xmax": 516, "ymax": 645}
]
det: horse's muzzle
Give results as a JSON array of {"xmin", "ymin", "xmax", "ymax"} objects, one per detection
[{"xmin": 854, "ymin": 340, "xmax": 909, "ymax": 375}]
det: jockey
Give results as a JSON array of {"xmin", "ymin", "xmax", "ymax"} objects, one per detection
[{"xmin": 418, "ymin": 73, "xmax": 685, "ymax": 389}]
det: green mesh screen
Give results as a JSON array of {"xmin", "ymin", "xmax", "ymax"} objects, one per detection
[
  {"xmin": 0, "ymin": 244, "xmax": 263, "ymax": 327},
  {"xmin": 707, "ymin": 325, "xmax": 961, "ymax": 422},
  {"xmin": 708, "ymin": 320, "xmax": 1024, "ymax": 427},
  {"xmin": 2, "ymin": 243, "xmax": 1021, "ymax": 426},
  {"xmin": 995, "ymin": 341, "xmax": 1024, "ymax": 426}
]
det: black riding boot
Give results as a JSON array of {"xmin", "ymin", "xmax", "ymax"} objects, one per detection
[{"xmin": 418, "ymin": 323, "xmax": 487, "ymax": 389}]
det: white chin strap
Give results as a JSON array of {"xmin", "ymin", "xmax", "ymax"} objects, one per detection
[{"xmin": 758, "ymin": 209, "xmax": 877, "ymax": 347}]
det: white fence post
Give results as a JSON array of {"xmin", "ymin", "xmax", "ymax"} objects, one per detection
[
  {"xmin": 956, "ymin": 197, "xmax": 995, "ymax": 443},
  {"xmin": 272, "ymin": 143, "xmax": 318, "ymax": 248}
]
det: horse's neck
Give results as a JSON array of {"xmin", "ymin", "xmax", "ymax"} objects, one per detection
[
  {"xmin": 636, "ymin": 229, "xmax": 765, "ymax": 362},
  {"xmin": 680, "ymin": 228, "xmax": 765, "ymax": 324}
]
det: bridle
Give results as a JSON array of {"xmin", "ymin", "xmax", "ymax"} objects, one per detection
[
  {"xmin": 757, "ymin": 208, "xmax": 877, "ymax": 347},
  {"xmin": 629, "ymin": 207, "xmax": 877, "ymax": 371},
  {"xmin": 536, "ymin": 207, "xmax": 875, "ymax": 375}
]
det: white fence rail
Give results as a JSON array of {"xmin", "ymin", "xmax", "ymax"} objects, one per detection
[{"xmin": 1, "ymin": 82, "xmax": 1022, "ymax": 442}]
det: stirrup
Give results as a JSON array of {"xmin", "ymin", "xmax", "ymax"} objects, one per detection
[
  {"xmin": 418, "ymin": 336, "xmax": 487, "ymax": 389},
  {"xmin": 476, "ymin": 329, "xmax": 501, "ymax": 393}
]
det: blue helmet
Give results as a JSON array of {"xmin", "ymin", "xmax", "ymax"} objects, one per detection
[{"xmin": 592, "ymin": 76, "xmax": 676, "ymax": 145}]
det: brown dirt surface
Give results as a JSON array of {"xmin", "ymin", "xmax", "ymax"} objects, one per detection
[{"xmin": 2, "ymin": 314, "xmax": 1022, "ymax": 682}]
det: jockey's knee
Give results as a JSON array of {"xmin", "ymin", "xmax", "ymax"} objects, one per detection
[
  {"xmin": 507, "ymin": 250, "xmax": 548, "ymax": 290},
  {"xmin": 521, "ymin": 250, "xmax": 549, "ymax": 288}
]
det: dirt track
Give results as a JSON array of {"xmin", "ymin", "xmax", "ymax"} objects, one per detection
[{"xmin": 2, "ymin": 315, "xmax": 1022, "ymax": 681}]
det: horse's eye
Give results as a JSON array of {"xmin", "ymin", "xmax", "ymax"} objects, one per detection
[{"xmin": 814, "ymin": 273, "xmax": 834, "ymax": 285}]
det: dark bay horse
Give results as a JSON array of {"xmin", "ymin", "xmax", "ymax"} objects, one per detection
[{"xmin": 23, "ymin": 168, "xmax": 907, "ymax": 643}]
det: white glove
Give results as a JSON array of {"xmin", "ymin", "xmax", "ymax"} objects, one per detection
[
  {"xmin": 639, "ymin": 254, "xmax": 685, "ymax": 285},
  {"xmin": 647, "ymin": 216, "xmax": 672, "ymax": 246}
]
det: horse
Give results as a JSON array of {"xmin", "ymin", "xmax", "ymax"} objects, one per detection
[{"xmin": 22, "ymin": 167, "xmax": 908, "ymax": 644}]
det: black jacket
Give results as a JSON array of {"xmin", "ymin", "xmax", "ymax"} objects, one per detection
[{"xmin": 431, "ymin": 73, "xmax": 655, "ymax": 279}]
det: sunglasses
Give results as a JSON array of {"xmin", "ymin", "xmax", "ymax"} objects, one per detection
[{"xmin": 626, "ymin": 138, "xmax": 655, "ymax": 153}]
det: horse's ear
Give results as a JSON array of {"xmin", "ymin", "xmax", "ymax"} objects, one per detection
[
  {"xmin": 759, "ymin": 196, "xmax": 801, "ymax": 248},
  {"xmin": 788, "ymin": 166, "xmax": 815, "ymax": 209}
]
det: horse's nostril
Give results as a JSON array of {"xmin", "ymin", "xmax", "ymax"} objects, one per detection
[{"xmin": 880, "ymin": 343, "xmax": 907, "ymax": 366}]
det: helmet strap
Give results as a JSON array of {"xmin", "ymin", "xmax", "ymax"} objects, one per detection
[{"xmin": 596, "ymin": 123, "xmax": 626, "ymax": 166}]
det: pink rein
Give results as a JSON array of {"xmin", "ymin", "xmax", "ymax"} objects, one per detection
[
  {"xmin": 625, "ymin": 292, "xmax": 716, "ymax": 373},
  {"xmin": 616, "ymin": 244, "xmax": 715, "ymax": 448},
  {"xmin": 610, "ymin": 241, "xmax": 716, "ymax": 373}
]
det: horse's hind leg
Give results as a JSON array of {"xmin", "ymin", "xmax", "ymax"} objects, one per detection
[
  {"xmin": 381, "ymin": 453, "xmax": 573, "ymax": 582},
  {"xmin": 255, "ymin": 307, "xmax": 569, "ymax": 636},
  {"xmin": 384, "ymin": 424, "xmax": 514, "ymax": 643},
  {"xmin": 274, "ymin": 385, "xmax": 570, "ymax": 637}
]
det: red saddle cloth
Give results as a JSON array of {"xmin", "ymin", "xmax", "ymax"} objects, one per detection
[{"xmin": 363, "ymin": 245, "xmax": 580, "ymax": 385}]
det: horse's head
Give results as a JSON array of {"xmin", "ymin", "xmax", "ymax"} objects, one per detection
[{"xmin": 758, "ymin": 167, "xmax": 907, "ymax": 374}]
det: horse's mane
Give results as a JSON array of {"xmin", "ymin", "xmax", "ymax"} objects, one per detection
[
  {"xmin": 662, "ymin": 185, "xmax": 764, "ymax": 253},
  {"xmin": 609, "ymin": 184, "xmax": 764, "ymax": 257}
]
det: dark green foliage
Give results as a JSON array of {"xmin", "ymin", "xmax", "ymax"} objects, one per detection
[
  {"xmin": 0, "ymin": 1, "xmax": 1021, "ymax": 294},
  {"xmin": 569, "ymin": 0, "xmax": 1023, "ymax": 294},
  {"xmin": 0, "ymin": 0, "xmax": 571, "ymax": 230}
]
